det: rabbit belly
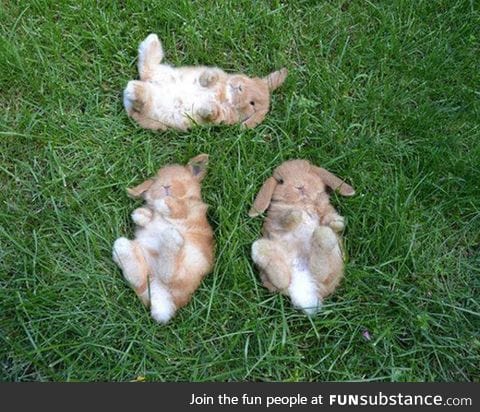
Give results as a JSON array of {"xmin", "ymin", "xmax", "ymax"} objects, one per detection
[
  {"xmin": 280, "ymin": 211, "xmax": 322, "ymax": 313},
  {"xmin": 281, "ymin": 210, "xmax": 319, "ymax": 251},
  {"xmin": 136, "ymin": 217, "xmax": 183, "ymax": 278},
  {"xmin": 149, "ymin": 68, "xmax": 217, "ymax": 119}
]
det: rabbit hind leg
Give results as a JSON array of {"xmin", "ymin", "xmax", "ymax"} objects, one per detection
[
  {"xmin": 309, "ymin": 226, "xmax": 343, "ymax": 297},
  {"xmin": 113, "ymin": 237, "xmax": 150, "ymax": 306},
  {"xmin": 251, "ymin": 239, "xmax": 291, "ymax": 291},
  {"xmin": 138, "ymin": 34, "xmax": 164, "ymax": 80}
]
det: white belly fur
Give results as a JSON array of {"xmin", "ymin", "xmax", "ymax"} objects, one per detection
[
  {"xmin": 148, "ymin": 66, "xmax": 217, "ymax": 121},
  {"xmin": 281, "ymin": 211, "xmax": 322, "ymax": 313},
  {"xmin": 136, "ymin": 217, "xmax": 173, "ymax": 252},
  {"xmin": 135, "ymin": 217, "xmax": 180, "ymax": 279}
]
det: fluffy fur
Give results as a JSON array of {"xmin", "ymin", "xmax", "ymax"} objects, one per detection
[
  {"xmin": 249, "ymin": 160, "xmax": 355, "ymax": 314},
  {"xmin": 123, "ymin": 33, "xmax": 287, "ymax": 131},
  {"xmin": 112, "ymin": 154, "xmax": 214, "ymax": 324}
]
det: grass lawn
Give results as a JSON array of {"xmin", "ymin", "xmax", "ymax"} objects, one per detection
[{"xmin": 1, "ymin": 0, "xmax": 479, "ymax": 381}]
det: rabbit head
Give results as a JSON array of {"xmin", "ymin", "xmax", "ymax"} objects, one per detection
[
  {"xmin": 127, "ymin": 154, "xmax": 209, "ymax": 211},
  {"xmin": 226, "ymin": 68, "xmax": 287, "ymax": 128},
  {"xmin": 249, "ymin": 159, "xmax": 355, "ymax": 217}
]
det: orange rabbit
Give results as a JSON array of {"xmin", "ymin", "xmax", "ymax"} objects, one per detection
[
  {"xmin": 124, "ymin": 34, "xmax": 287, "ymax": 131},
  {"xmin": 249, "ymin": 160, "xmax": 355, "ymax": 314},
  {"xmin": 113, "ymin": 154, "xmax": 214, "ymax": 323}
]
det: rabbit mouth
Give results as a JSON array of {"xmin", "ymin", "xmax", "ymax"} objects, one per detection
[
  {"xmin": 162, "ymin": 185, "xmax": 171, "ymax": 196},
  {"xmin": 241, "ymin": 111, "xmax": 256, "ymax": 125},
  {"xmin": 296, "ymin": 186, "xmax": 306, "ymax": 196}
]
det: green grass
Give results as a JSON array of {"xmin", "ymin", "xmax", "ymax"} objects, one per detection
[{"xmin": 1, "ymin": 0, "xmax": 479, "ymax": 381}]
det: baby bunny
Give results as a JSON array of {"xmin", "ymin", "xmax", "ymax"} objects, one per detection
[
  {"xmin": 249, "ymin": 160, "xmax": 355, "ymax": 314},
  {"xmin": 123, "ymin": 33, "xmax": 287, "ymax": 131},
  {"xmin": 112, "ymin": 154, "xmax": 214, "ymax": 324}
]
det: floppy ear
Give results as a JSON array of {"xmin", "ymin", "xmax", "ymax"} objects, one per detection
[
  {"xmin": 187, "ymin": 154, "xmax": 209, "ymax": 181},
  {"xmin": 312, "ymin": 166, "xmax": 355, "ymax": 196},
  {"xmin": 127, "ymin": 178, "xmax": 154, "ymax": 198},
  {"xmin": 263, "ymin": 68, "xmax": 288, "ymax": 91},
  {"xmin": 248, "ymin": 177, "xmax": 278, "ymax": 217}
]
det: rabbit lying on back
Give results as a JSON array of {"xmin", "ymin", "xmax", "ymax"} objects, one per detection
[
  {"xmin": 249, "ymin": 160, "xmax": 355, "ymax": 314},
  {"xmin": 112, "ymin": 154, "xmax": 214, "ymax": 324},
  {"xmin": 123, "ymin": 33, "xmax": 287, "ymax": 131}
]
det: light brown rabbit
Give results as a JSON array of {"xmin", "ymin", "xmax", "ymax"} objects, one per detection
[
  {"xmin": 112, "ymin": 154, "xmax": 214, "ymax": 323},
  {"xmin": 249, "ymin": 160, "xmax": 355, "ymax": 314},
  {"xmin": 123, "ymin": 33, "xmax": 287, "ymax": 131}
]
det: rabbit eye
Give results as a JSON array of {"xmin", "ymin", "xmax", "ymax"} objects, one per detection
[
  {"xmin": 277, "ymin": 178, "xmax": 284, "ymax": 184},
  {"xmin": 250, "ymin": 101, "xmax": 255, "ymax": 106}
]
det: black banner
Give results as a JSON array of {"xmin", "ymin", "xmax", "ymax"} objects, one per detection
[{"xmin": 1, "ymin": 383, "xmax": 477, "ymax": 411}]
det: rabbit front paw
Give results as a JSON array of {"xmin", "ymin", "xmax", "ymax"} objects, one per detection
[
  {"xmin": 131, "ymin": 207, "xmax": 153, "ymax": 226},
  {"xmin": 199, "ymin": 70, "xmax": 219, "ymax": 87},
  {"xmin": 154, "ymin": 198, "xmax": 171, "ymax": 215},
  {"xmin": 279, "ymin": 210, "xmax": 303, "ymax": 230},
  {"xmin": 322, "ymin": 214, "xmax": 345, "ymax": 233},
  {"xmin": 196, "ymin": 103, "xmax": 220, "ymax": 122},
  {"xmin": 312, "ymin": 226, "xmax": 337, "ymax": 251}
]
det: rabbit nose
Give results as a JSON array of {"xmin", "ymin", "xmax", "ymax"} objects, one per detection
[
  {"xmin": 162, "ymin": 185, "xmax": 171, "ymax": 195},
  {"xmin": 296, "ymin": 185, "xmax": 305, "ymax": 194}
]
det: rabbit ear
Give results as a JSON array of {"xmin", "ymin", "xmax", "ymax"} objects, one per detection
[
  {"xmin": 187, "ymin": 154, "xmax": 209, "ymax": 181},
  {"xmin": 263, "ymin": 68, "xmax": 288, "ymax": 91},
  {"xmin": 127, "ymin": 178, "xmax": 154, "ymax": 198},
  {"xmin": 249, "ymin": 177, "xmax": 278, "ymax": 217},
  {"xmin": 312, "ymin": 166, "xmax": 355, "ymax": 196}
]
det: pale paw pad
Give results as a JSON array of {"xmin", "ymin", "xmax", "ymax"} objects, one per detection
[
  {"xmin": 123, "ymin": 81, "xmax": 145, "ymax": 112},
  {"xmin": 131, "ymin": 208, "xmax": 152, "ymax": 226},
  {"xmin": 112, "ymin": 237, "xmax": 132, "ymax": 266},
  {"xmin": 329, "ymin": 217, "xmax": 345, "ymax": 233},
  {"xmin": 312, "ymin": 226, "xmax": 337, "ymax": 251}
]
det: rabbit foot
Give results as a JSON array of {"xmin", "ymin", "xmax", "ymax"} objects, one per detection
[
  {"xmin": 197, "ymin": 104, "xmax": 219, "ymax": 121},
  {"xmin": 138, "ymin": 34, "xmax": 163, "ymax": 62},
  {"xmin": 330, "ymin": 220, "xmax": 344, "ymax": 232},
  {"xmin": 138, "ymin": 33, "xmax": 164, "ymax": 80},
  {"xmin": 112, "ymin": 237, "xmax": 132, "ymax": 268},
  {"xmin": 252, "ymin": 240, "xmax": 291, "ymax": 290},
  {"xmin": 322, "ymin": 213, "xmax": 345, "ymax": 233},
  {"xmin": 199, "ymin": 70, "xmax": 219, "ymax": 87},
  {"xmin": 329, "ymin": 217, "xmax": 345, "ymax": 232},
  {"xmin": 153, "ymin": 198, "xmax": 171, "ymax": 215},
  {"xmin": 280, "ymin": 209, "xmax": 303, "ymax": 230},
  {"xmin": 131, "ymin": 207, "xmax": 153, "ymax": 226},
  {"xmin": 312, "ymin": 226, "xmax": 337, "ymax": 251},
  {"xmin": 124, "ymin": 80, "xmax": 148, "ymax": 113},
  {"xmin": 112, "ymin": 238, "xmax": 146, "ymax": 289}
]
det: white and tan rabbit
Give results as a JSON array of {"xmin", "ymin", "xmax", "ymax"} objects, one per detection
[
  {"xmin": 249, "ymin": 160, "xmax": 355, "ymax": 314},
  {"xmin": 112, "ymin": 154, "xmax": 214, "ymax": 323},
  {"xmin": 123, "ymin": 33, "xmax": 287, "ymax": 131}
]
